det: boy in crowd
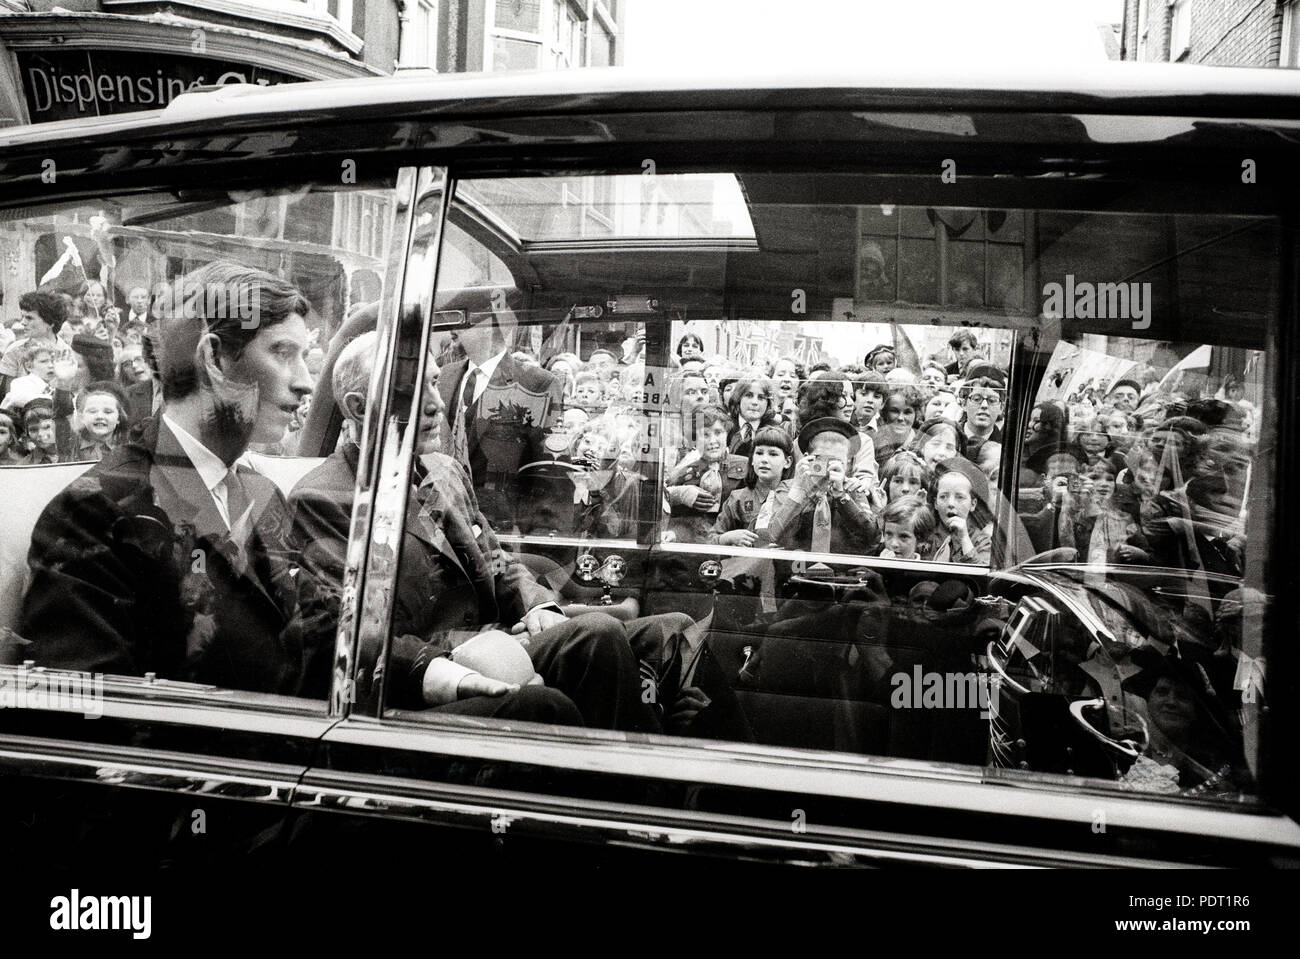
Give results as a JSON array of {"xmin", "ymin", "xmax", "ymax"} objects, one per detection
[
  {"xmin": 20, "ymin": 396, "xmax": 60, "ymax": 464},
  {"xmin": 665, "ymin": 404, "xmax": 747, "ymax": 544},
  {"xmin": 851, "ymin": 369, "xmax": 888, "ymax": 435},
  {"xmin": 762, "ymin": 417, "xmax": 881, "ymax": 556}
]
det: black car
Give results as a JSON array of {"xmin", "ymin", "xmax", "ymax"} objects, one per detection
[{"xmin": 1, "ymin": 64, "xmax": 1298, "ymax": 873}]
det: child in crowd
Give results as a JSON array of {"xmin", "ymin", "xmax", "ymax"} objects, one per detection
[
  {"xmin": 924, "ymin": 388, "xmax": 960, "ymax": 423},
  {"xmin": 664, "ymin": 404, "xmax": 747, "ymax": 544},
  {"xmin": 709, "ymin": 425, "xmax": 794, "ymax": 547},
  {"xmin": 912, "ymin": 418, "xmax": 966, "ymax": 471},
  {"xmin": 572, "ymin": 370, "xmax": 604, "ymax": 410},
  {"xmin": 565, "ymin": 416, "xmax": 640, "ymax": 539},
  {"xmin": 761, "ymin": 417, "xmax": 880, "ymax": 556},
  {"xmin": 2, "ymin": 342, "xmax": 57, "ymax": 409},
  {"xmin": 0, "ymin": 408, "xmax": 20, "ymax": 464},
  {"xmin": 20, "ymin": 397, "xmax": 60, "ymax": 464},
  {"xmin": 879, "ymin": 450, "xmax": 932, "ymax": 504},
  {"xmin": 928, "ymin": 461, "xmax": 994, "ymax": 565},
  {"xmin": 69, "ymin": 381, "xmax": 128, "ymax": 462},
  {"xmin": 880, "ymin": 385, "xmax": 922, "ymax": 446},
  {"xmin": 771, "ymin": 355, "xmax": 804, "ymax": 406},
  {"xmin": 850, "ymin": 370, "xmax": 888, "ymax": 434},
  {"xmin": 1073, "ymin": 411, "xmax": 1113, "ymax": 469},
  {"xmin": 726, "ymin": 372, "xmax": 777, "ymax": 456},
  {"xmin": 863, "ymin": 345, "xmax": 896, "ymax": 376},
  {"xmin": 879, "ymin": 494, "xmax": 936, "ymax": 561}
]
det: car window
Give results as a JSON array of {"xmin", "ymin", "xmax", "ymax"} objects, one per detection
[
  {"xmin": 0, "ymin": 179, "xmax": 399, "ymax": 713},
  {"xmin": 385, "ymin": 165, "xmax": 1275, "ymax": 806}
]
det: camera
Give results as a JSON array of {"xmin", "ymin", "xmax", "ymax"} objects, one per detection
[
  {"xmin": 806, "ymin": 456, "xmax": 829, "ymax": 477},
  {"xmin": 1068, "ymin": 475, "xmax": 1083, "ymax": 494}
]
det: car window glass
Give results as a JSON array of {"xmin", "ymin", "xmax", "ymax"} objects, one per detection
[
  {"xmin": 389, "ymin": 167, "xmax": 1274, "ymax": 805},
  {"xmin": 0, "ymin": 180, "xmax": 398, "ymax": 713}
]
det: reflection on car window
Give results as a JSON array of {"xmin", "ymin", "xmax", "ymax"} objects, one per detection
[
  {"xmin": 1, "ymin": 181, "xmax": 397, "ymax": 711},
  {"xmin": 392, "ymin": 168, "xmax": 1275, "ymax": 804}
]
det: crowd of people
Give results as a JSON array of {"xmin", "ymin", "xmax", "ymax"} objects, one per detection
[
  {"xmin": 0, "ymin": 279, "xmax": 324, "ymax": 465},
  {"xmin": 495, "ymin": 324, "xmax": 1259, "ymax": 587}
]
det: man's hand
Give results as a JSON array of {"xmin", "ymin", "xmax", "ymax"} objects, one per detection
[
  {"xmin": 456, "ymin": 672, "xmax": 519, "ymax": 699},
  {"xmin": 719, "ymin": 529, "xmax": 758, "ymax": 547},
  {"xmin": 666, "ymin": 686, "xmax": 711, "ymax": 734},
  {"xmin": 511, "ymin": 605, "xmax": 567, "ymax": 640},
  {"xmin": 1116, "ymin": 544, "xmax": 1150, "ymax": 563}
]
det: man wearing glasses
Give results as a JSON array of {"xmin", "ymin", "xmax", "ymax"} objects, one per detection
[{"xmin": 956, "ymin": 362, "xmax": 1007, "ymax": 464}]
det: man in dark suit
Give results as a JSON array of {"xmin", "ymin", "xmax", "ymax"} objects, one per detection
[
  {"xmin": 21, "ymin": 263, "xmax": 540, "ymax": 718},
  {"xmin": 289, "ymin": 331, "xmax": 660, "ymax": 730},
  {"xmin": 436, "ymin": 289, "xmax": 563, "ymax": 530},
  {"xmin": 20, "ymin": 263, "xmax": 333, "ymax": 694}
]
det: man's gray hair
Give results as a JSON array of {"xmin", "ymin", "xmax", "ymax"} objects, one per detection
[{"xmin": 332, "ymin": 331, "xmax": 377, "ymax": 414}]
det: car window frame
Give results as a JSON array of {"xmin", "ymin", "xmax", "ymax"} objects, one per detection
[{"xmin": 345, "ymin": 133, "xmax": 1298, "ymax": 842}]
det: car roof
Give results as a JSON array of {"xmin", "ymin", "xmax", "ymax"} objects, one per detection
[{"xmin": 4, "ymin": 61, "xmax": 1300, "ymax": 153}]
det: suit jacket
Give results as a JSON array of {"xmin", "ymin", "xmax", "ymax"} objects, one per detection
[
  {"xmin": 438, "ymin": 353, "xmax": 563, "ymax": 507},
  {"xmin": 20, "ymin": 418, "xmax": 333, "ymax": 697},
  {"xmin": 289, "ymin": 445, "xmax": 555, "ymax": 650}
]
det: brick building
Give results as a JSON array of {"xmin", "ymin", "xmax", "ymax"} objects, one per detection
[{"xmin": 1121, "ymin": 0, "xmax": 1300, "ymax": 67}]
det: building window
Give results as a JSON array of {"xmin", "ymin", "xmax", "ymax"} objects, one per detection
[
  {"xmin": 858, "ymin": 207, "xmax": 1027, "ymax": 313},
  {"xmin": 552, "ymin": 0, "xmax": 586, "ymax": 68},
  {"xmin": 488, "ymin": 0, "xmax": 590, "ymax": 71},
  {"xmin": 591, "ymin": 23, "xmax": 615, "ymax": 66},
  {"xmin": 1283, "ymin": 0, "xmax": 1300, "ymax": 67},
  {"xmin": 408, "ymin": 0, "xmax": 438, "ymax": 67},
  {"xmin": 496, "ymin": 0, "xmax": 543, "ymax": 33},
  {"xmin": 1170, "ymin": 0, "xmax": 1191, "ymax": 61}
]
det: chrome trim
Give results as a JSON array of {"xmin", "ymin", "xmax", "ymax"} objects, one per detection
[
  {"xmin": 331, "ymin": 165, "xmax": 422, "ymax": 720},
  {"xmin": 656, "ymin": 540, "xmax": 987, "ymax": 576},
  {"xmin": 0, "ymin": 665, "xmax": 333, "ymax": 734},
  {"xmin": 0, "ymin": 735, "xmax": 305, "ymax": 805},
  {"xmin": 986, "ymin": 640, "xmax": 1032, "ymax": 696},
  {"xmin": 498, "ymin": 533, "xmax": 638, "ymax": 550},
  {"xmin": 1070, "ymin": 698, "xmax": 1148, "ymax": 761},
  {"xmin": 292, "ymin": 767, "xmax": 1199, "ymax": 869},
  {"xmin": 349, "ymin": 167, "xmax": 450, "ymax": 719},
  {"xmin": 323, "ymin": 716, "xmax": 1300, "ymax": 848}
]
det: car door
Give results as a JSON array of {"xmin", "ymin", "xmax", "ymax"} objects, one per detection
[
  {"xmin": 290, "ymin": 82, "xmax": 1300, "ymax": 868},
  {"xmin": 0, "ymin": 119, "xmax": 413, "ymax": 866}
]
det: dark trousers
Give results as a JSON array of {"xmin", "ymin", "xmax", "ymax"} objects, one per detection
[
  {"xmin": 437, "ymin": 684, "xmax": 584, "ymax": 725},
  {"xmin": 525, "ymin": 612, "xmax": 662, "ymax": 734}
]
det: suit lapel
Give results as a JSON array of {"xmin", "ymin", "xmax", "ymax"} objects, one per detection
[{"xmin": 148, "ymin": 422, "xmax": 284, "ymax": 617}]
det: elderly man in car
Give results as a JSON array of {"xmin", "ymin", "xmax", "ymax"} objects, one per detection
[{"xmin": 288, "ymin": 331, "xmax": 676, "ymax": 731}]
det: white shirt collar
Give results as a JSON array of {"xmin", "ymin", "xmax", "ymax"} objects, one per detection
[
  {"xmin": 161, "ymin": 413, "xmax": 231, "ymax": 498},
  {"xmin": 470, "ymin": 350, "xmax": 505, "ymax": 383}
]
